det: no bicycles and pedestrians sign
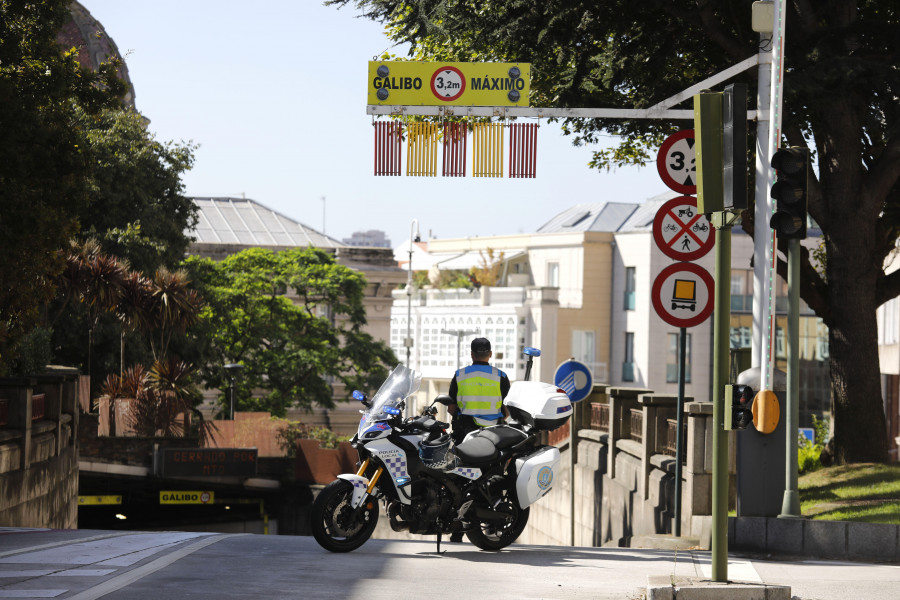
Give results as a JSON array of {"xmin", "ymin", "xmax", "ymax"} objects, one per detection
[{"xmin": 652, "ymin": 196, "xmax": 715, "ymax": 262}]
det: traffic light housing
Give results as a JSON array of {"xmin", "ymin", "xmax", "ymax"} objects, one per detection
[
  {"xmin": 769, "ymin": 147, "xmax": 809, "ymax": 239},
  {"xmin": 723, "ymin": 83, "xmax": 748, "ymax": 211},
  {"xmin": 725, "ymin": 384, "xmax": 754, "ymax": 430}
]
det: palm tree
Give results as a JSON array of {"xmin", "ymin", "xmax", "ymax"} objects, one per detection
[
  {"xmin": 116, "ymin": 271, "xmax": 152, "ymax": 375},
  {"xmin": 145, "ymin": 268, "xmax": 203, "ymax": 362}
]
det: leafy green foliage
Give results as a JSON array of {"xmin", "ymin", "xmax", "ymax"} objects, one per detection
[
  {"xmin": 184, "ymin": 247, "xmax": 397, "ymax": 417},
  {"xmin": 798, "ymin": 413, "xmax": 830, "ymax": 475},
  {"xmin": 101, "ymin": 358, "xmax": 206, "ymax": 440},
  {"xmin": 0, "ymin": 0, "xmax": 124, "ymax": 373},
  {"xmin": 274, "ymin": 419, "xmax": 349, "ymax": 455},
  {"xmin": 73, "ymin": 106, "xmax": 198, "ymax": 274}
]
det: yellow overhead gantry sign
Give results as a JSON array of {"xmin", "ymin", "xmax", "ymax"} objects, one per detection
[{"xmin": 368, "ymin": 61, "xmax": 531, "ymax": 107}]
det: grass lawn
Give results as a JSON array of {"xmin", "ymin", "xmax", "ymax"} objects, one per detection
[{"xmin": 799, "ymin": 463, "xmax": 900, "ymax": 524}]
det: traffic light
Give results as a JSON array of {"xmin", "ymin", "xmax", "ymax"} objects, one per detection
[
  {"xmin": 769, "ymin": 146, "xmax": 809, "ymax": 239},
  {"xmin": 723, "ymin": 83, "xmax": 748, "ymax": 211},
  {"xmin": 724, "ymin": 384, "xmax": 754, "ymax": 430}
]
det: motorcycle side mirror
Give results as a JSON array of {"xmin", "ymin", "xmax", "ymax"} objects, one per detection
[
  {"xmin": 433, "ymin": 394, "xmax": 452, "ymax": 406},
  {"xmin": 352, "ymin": 390, "xmax": 371, "ymax": 408}
]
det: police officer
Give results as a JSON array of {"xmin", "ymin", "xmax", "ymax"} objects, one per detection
[{"xmin": 447, "ymin": 337, "xmax": 510, "ymax": 445}]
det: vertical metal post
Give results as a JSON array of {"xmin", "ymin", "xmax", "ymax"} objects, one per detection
[
  {"xmin": 780, "ymin": 238, "xmax": 801, "ymax": 516},
  {"xmin": 570, "ymin": 402, "xmax": 578, "ymax": 546},
  {"xmin": 674, "ymin": 326, "xmax": 687, "ymax": 536},
  {"xmin": 711, "ymin": 213, "xmax": 733, "ymax": 582},
  {"xmin": 753, "ymin": 30, "xmax": 773, "ymax": 384},
  {"xmin": 763, "ymin": 0, "xmax": 789, "ymax": 390},
  {"xmin": 229, "ymin": 376, "xmax": 235, "ymax": 421}
]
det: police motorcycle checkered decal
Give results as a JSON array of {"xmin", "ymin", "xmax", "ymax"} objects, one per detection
[
  {"xmin": 450, "ymin": 466, "xmax": 482, "ymax": 480},
  {"xmin": 381, "ymin": 453, "xmax": 409, "ymax": 480},
  {"xmin": 337, "ymin": 474, "xmax": 371, "ymax": 509},
  {"xmin": 365, "ymin": 438, "xmax": 414, "ymax": 504}
]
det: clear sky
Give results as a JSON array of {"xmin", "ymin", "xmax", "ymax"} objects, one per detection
[{"xmin": 82, "ymin": 1, "xmax": 670, "ymax": 249}]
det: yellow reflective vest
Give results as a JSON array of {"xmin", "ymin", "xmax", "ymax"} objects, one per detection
[{"xmin": 455, "ymin": 364, "xmax": 505, "ymax": 427}]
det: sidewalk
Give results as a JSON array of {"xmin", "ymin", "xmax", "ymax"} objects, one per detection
[{"xmin": 0, "ymin": 528, "xmax": 897, "ymax": 599}]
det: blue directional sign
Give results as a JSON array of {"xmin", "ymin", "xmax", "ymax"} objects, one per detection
[{"xmin": 554, "ymin": 360, "xmax": 594, "ymax": 403}]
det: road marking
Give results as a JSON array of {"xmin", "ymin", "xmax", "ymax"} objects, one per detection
[
  {"xmin": 0, "ymin": 533, "xmax": 132, "ymax": 560},
  {"xmin": 65, "ymin": 534, "xmax": 236, "ymax": 600},
  {"xmin": 0, "ymin": 533, "xmax": 211, "ymax": 565},
  {"xmin": 49, "ymin": 569, "xmax": 117, "ymax": 577},
  {"xmin": 0, "ymin": 591, "xmax": 66, "ymax": 598}
]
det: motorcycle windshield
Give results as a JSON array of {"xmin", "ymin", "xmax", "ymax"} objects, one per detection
[{"xmin": 359, "ymin": 364, "xmax": 421, "ymax": 431}]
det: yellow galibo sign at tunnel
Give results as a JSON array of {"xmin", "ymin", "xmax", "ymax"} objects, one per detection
[{"xmin": 368, "ymin": 61, "xmax": 531, "ymax": 107}]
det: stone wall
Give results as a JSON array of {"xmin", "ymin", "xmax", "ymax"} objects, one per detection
[{"xmin": 0, "ymin": 369, "xmax": 82, "ymax": 528}]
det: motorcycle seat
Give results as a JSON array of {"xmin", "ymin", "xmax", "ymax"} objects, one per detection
[
  {"xmin": 452, "ymin": 426, "xmax": 528, "ymax": 466},
  {"xmin": 453, "ymin": 437, "xmax": 499, "ymax": 465},
  {"xmin": 478, "ymin": 425, "xmax": 528, "ymax": 449}
]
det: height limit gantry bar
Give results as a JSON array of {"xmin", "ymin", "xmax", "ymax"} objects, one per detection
[
  {"xmin": 367, "ymin": 105, "xmax": 759, "ymax": 121},
  {"xmin": 368, "ymin": 105, "xmax": 699, "ymax": 120}
]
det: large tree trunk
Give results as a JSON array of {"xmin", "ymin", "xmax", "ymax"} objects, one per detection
[
  {"xmin": 828, "ymin": 279, "xmax": 889, "ymax": 463},
  {"xmin": 820, "ymin": 98, "xmax": 889, "ymax": 463}
]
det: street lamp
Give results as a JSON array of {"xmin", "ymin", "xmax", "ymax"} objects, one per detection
[
  {"xmin": 224, "ymin": 363, "xmax": 244, "ymax": 420},
  {"xmin": 441, "ymin": 328, "xmax": 480, "ymax": 372},
  {"xmin": 406, "ymin": 219, "xmax": 421, "ymax": 368}
]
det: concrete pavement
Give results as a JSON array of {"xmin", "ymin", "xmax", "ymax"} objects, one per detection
[{"xmin": 0, "ymin": 528, "xmax": 897, "ymax": 599}]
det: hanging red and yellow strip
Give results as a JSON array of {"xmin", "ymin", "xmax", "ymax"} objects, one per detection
[
  {"xmin": 442, "ymin": 122, "xmax": 467, "ymax": 177},
  {"xmin": 374, "ymin": 121, "xmax": 402, "ymax": 176},
  {"xmin": 509, "ymin": 122, "xmax": 538, "ymax": 178},
  {"xmin": 406, "ymin": 122, "xmax": 439, "ymax": 177},
  {"xmin": 472, "ymin": 122, "xmax": 504, "ymax": 178}
]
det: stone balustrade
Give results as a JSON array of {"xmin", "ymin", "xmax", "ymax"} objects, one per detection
[{"xmin": 0, "ymin": 368, "xmax": 83, "ymax": 528}]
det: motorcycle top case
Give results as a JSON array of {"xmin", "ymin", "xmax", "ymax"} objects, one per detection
[
  {"xmin": 514, "ymin": 446, "xmax": 561, "ymax": 508},
  {"xmin": 504, "ymin": 381, "xmax": 572, "ymax": 431}
]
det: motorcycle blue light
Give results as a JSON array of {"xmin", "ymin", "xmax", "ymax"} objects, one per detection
[{"xmin": 384, "ymin": 407, "xmax": 401, "ymax": 415}]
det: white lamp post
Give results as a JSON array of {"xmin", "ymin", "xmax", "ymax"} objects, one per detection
[{"xmin": 406, "ymin": 219, "xmax": 421, "ymax": 368}]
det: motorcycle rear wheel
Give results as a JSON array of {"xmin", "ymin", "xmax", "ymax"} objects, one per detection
[
  {"xmin": 465, "ymin": 494, "xmax": 530, "ymax": 551},
  {"xmin": 310, "ymin": 479, "xmax": 379, "ymax": 553}
]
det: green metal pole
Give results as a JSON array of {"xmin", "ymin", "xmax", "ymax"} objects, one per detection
[
  {"xmin": 674, "ymin": 327, "xmax": 686, "ymax": 537},
  {"xmin": 780, "ymin": 237, "xmax": 801, "ymax": 517},
  {"xmin": 711, "ymin": 213, "xmax": 732, "ymax": 582}
]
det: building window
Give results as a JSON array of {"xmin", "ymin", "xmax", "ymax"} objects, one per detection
[
  {"xmin": 623, "ymin": 332, "xmax": 635, "ymax": 382},
  {"xmin": 624, "ymin": 267, "xmax": 636, "ymax": 310},
  {"xmin": 547, "ymin": 262, "xmax": 559, "ymax": 288},
  {"xmin": 666, "ymin": 332, "xmax": 692, "ymax": 383}
]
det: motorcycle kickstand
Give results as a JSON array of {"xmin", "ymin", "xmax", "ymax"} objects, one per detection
[{"xmin": 435, "ymin": 520, "xmax": 446, "ymax": 555}]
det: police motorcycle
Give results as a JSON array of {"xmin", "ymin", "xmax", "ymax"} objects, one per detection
[{"xmin": 310, "ymin": 347, "xmax": 572, "ymax": 553}]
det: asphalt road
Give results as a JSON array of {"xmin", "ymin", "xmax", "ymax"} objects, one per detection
[{"xmin": 0, "ymin": 528, "xmax": 898, "ymax": 599}]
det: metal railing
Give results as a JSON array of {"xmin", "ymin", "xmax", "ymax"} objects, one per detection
[
  {"xmin": 31, "ymin": 393, "xmax": 45, "ymax": 420},
  {"xmin": 590, "ymin": 402, "xmax": 609, "ymax": 431},
  {"xmin": 629, "ymin": 409, "xmax": 643, "ymax": 443},
  {"xmin": 665, "ymin": 418, "xmax": 687, "ymax": 462}
]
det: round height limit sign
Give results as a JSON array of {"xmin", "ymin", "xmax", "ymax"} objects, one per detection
[
  {"xmin": 431, "ymin": 66, "xmax": 466, "ymax": 101},
  {"xmin": 657, "ymin": 129, "xmax": 697, "ymax": 194}
]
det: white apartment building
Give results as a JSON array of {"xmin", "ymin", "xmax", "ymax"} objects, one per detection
[{"xmin": 392, "ymin": 194, "xmax": 832, "ymax": 422}]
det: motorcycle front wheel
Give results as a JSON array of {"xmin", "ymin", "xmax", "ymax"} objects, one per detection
[
  {"xmin": 465, "ymin": 490, "xmax": 530, "ymax": 551},
  {"xmin": 310, "ymin": 479, "xmax": 379, "ymax": 553}
]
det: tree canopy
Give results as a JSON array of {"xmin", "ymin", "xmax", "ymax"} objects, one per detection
[
  {"xmin": 0, "ymin": 0, "xmax": 124, "ymax": 372},
  {"xmin": 184, "ymin": 247, "xmax": 397, "ymax": 417},
  {"xmin": 0, "ymin": 1, "xmax": 198, "ymax": 378},
  {"xmin": 334, "ymin": 0, "xmax": 900, "ymax": 463}
]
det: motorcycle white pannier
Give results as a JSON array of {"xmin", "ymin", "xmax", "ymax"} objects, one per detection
[
  {"xmin": 514, "ymin": 446, "xmax": 560, "ymax": 508},
  {"xmin": 505, "ymin": 381, "xmax": 573, "ymax": 431}
]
